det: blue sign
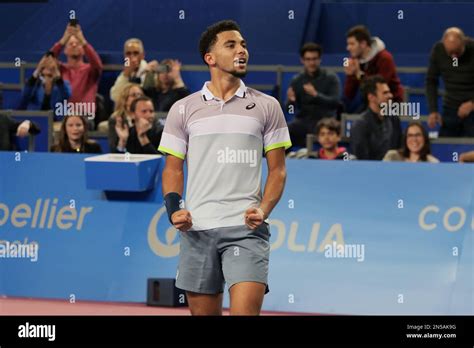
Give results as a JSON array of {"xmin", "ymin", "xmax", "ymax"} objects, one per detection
[{"xmin": 0, "ymin": 152, "xmax": 472, "ymax": 314}]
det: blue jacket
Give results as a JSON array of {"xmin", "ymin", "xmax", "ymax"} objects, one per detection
[{"xmin": 19, "ymin": 76, "xmax": 72, "ymax": 121}]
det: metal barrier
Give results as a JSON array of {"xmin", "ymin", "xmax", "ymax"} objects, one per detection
[{"xmin": 0, "ymin": 62, "xmax": 443, "ymax": 105}]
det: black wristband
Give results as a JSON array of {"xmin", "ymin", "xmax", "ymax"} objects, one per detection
[{"xmin": 164, "ymin": 192, "xmax": 184, "ymax": 224}]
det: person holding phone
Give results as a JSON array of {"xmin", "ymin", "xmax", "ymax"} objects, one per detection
[
  {"xmin": 143, "ymin": 58, "xmax": 190, "ymax": 112},
  {"xmin": 18, "ymin": 52, "xmax": 71, "ymax": 120},
  {"xmin": 49, "ymin": 21, "xmax": 103, "ymax": 119}
]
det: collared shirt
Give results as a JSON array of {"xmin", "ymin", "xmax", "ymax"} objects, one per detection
[{"xmin": 159, "ymin": 80, "xmax": 292, "ymax": 230}]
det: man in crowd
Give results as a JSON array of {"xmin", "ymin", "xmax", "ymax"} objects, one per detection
[
  {"xmin": 51, "ymin": 22, "xmax": 103, "ymax": 108},
  {"xmin": 0, "ymin": 112, "xmax": 41, "ymax": 151},
  {"xmin": 286, "ymin": 42, "xmax": 341, "ymax": 147},
  {"xmin": 110, "ymin": 38, "xmax": 156, "ymax": 103},
  {"xmin": 344, "ymin": 25, "xmax": 404, "ymax": 110},
  {"xmin": 350, "ymin": 75, "xmax": 401, "ymax": 160},
  {"xmin": 426, "ymin": 27, "xmax": 474, "ymax": 137},
  {"xmin": 115, "ymin": 96, "xmax": 162, "ymax": 154}
]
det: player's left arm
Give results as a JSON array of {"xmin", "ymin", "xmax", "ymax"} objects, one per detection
[
  {"xmin": 245, "ymin": 148, "xmax": 287, "ymax": 229},
  {"xmin": 260, "ymin": 147, "xmax": 287, "ymax": 218}
]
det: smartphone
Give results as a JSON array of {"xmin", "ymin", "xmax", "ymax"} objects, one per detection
[
  {"xmin": 156, "ymin": 64, "xmax": 171, "ymax": 73},
  {"xmin": 69, "ymin": 18, "xmax": 79, "ymax": 27}
]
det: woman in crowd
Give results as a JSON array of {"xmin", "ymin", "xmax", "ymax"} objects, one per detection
[
  {"xmin": 384, "ymin": 122, "xmax": 439, "ymax": 163},
  {"xmin": 100, "ymin": 83, "xmax": 144, "ymax": 151},
  {"xmin": 50, "ymin": 115, "xmax": 101, "ymax": 153}
]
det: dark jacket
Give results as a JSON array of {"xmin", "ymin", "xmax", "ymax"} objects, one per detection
[
  {"xmin": 144, "ymin": 87, "xmax": 190, "ymax": 112},
  {"xmin": 425, "ymin": 39, "xmax": 474, "ymax": 112},
  {"xmin": 0, "ymin": 113, "xmax": 41, "ymax": 151},
  {"xmin": 350, "ymin": 107, "xmax": 401, "ymax": 160},
  {"xmin": 50, "ymin": 141, "xmax": 102, "ymax": 154},
  {"xmin": 113, "ymin": 121, "xmax": 163, "ymax": 154},
  {"xmin": 287, "ymin": 68, "xmax": 341, "ymax": 121}
]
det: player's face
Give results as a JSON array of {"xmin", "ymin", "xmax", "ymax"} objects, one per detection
[{"xmin": 209, "ymin": 30, "xmax": 249, "ymax": 78}]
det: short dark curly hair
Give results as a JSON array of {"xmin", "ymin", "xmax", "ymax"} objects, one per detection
[{"xmin": 199, "ymin": 20, "xmax": 241, "ymax": 65}]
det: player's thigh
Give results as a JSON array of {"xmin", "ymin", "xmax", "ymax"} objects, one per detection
[
  {"xmin": 229, "ymin": 281, "xmax": 266, "ymax": 315},
  {"xmin": 186, "ymin": 291, "xmax": 223, "ymax": 316}
]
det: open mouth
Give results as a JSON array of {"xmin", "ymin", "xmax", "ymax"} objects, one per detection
[{"xmin": 234, "ymin": 57, "xmax": 247, "ymax": 67}]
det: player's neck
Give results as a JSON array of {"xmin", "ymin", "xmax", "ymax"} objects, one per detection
[{"xmin": 208, "ymin": 74, "xmax": 241, "ymax": 102}]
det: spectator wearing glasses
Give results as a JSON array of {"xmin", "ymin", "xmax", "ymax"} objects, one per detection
[
  {"xmin": 286, "ymin": 42, "xmax": 341, "ymax": 148},
  {"xmin": 383, "ymin": 122, "xmax": 439, "ymax": 163}
]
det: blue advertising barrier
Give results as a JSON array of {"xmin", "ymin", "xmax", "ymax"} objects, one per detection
[{"xmin": 0, "ymin": 152, "xmax": 472, "ymax": 314}]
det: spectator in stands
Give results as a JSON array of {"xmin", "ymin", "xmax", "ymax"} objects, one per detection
[
  {"xmin": 106, "ymin": 83, "xmax": 144, "ymax": 151},
  {"xmin": 287, "ymin": 118, "xmax": 356, "ymax": 160},
  {"xmin": 459, "ymin": 151, "xmax": 474, "ymax": 163},
  {"xmin": 18, "ymin": 52, "xmax": 71, "ymax": 120},
  {"xmin": 110, "ymin": 38, "xmax": 156, "ymax": 103},
  {"xmin": 143, "ymin": 59, "xmax": 190, "ymax": 112},
  {"xmin": 50, "ymin": 23, "xmax": 103, "ymax": 125},
  {"xmin": 286, "ymin": 43, "xmax": 341, "ymax": 148},
  {"xmin": 50, "ymin": 115, "xmax": 101, "ymax": 153},
  {"xmin": 350, "ymin": 75, "xmax": 402, "ymax": 160},
  {"xmin": 115, "ymin": 96, "xmax": 163, "ymax": 154},
  {"xmin": 344, "ymin": 25, "xmax": 404, "ymax": 110},
  {"xmin": 426, "ymin": 27, "xmax": 474, "ymax": 137},
  {"xmin": 0, "ymin": 112, "xmax": 41, "ymax": 151},
  {"xmin": 384, "ymin": 122, "xmax": 439, "ymax": 163}
]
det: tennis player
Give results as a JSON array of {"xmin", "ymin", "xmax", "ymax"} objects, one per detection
[{"xmin": 158, "ymin": 20, "xmax": 291, "ymax": 315}]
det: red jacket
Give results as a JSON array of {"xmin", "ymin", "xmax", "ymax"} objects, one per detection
[{"xmin": 344, "ymin": 37, "xmax": 404, "ymax": 102}]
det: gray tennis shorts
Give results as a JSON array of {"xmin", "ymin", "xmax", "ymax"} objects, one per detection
[{"xmin": 175, "ymin": 222, "xmax": 271, "ymax": 295}]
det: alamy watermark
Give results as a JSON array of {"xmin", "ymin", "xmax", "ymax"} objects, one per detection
[
  {"xmin": 55, "ymin": 100, "xmax": 95, "ymax": 120},
  {"xmin": 380, "ymin": 100, "xmax": 420, "ymax": 119},
  {"xmin": 324, "ymin": 241, "xmax": 365, "ymax": 262},
  {"xmin": 217, "ymin": 147, "xmax": 258, "ymax": 167},
  {"xmin": 0, "ymin": 239, "xmax": 39, "ymax": 262}
]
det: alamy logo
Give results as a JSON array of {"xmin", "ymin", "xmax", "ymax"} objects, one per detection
[
  {"xmin": 18, "ymin": 322, "xmax": 55, "ymax": 341},
  {"xmin": 380, "ymin": 100, "xmax": 420, "ymax": 119},
  {"xmin": 217, "ymin": 147, "xmax": 258, "ymax": 167},
  {"xmin": 55, "ymin": 100, "xmax": 95, "ymax": 120}
]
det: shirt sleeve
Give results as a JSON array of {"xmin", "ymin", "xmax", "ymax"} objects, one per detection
[
  {"xmin": 263, "ymin": 96, "xmax": 292, "ymax": 153},
  {"xmin": 158, "ymin": 102, "xmax": 188, "ymax": 160}
]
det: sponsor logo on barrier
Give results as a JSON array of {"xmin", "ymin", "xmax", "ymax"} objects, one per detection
[
  {"xmin": 148, "ymin": 206, "xmax": 180, "ymax": 258},
  {"xmin": 147, "ymin": 207, "xmax": 349, "ymax": 256},
  {"xmin": 0, "ymin": 198, "xmax": 93, "ymax": 231},
  {"xmin": 419, "ymin": 205, "xmax": 474, "ymax": 232}
]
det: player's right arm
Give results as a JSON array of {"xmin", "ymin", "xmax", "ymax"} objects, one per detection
[
  {"xmin": 159, "ymin": 101, "xmax": 192, "ymax": 231},
  {"xmin": 162, "ymin": 155, "xmax": 192, "ymax": 231}
]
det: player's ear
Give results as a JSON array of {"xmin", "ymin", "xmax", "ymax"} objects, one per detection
[{"xmin": 204, "ymin": 52, "xmax": 215, "ymax": 66}]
